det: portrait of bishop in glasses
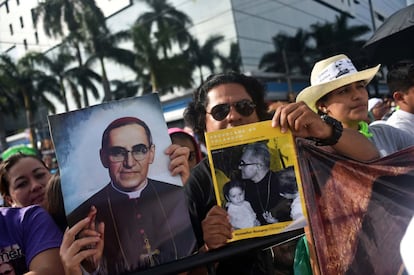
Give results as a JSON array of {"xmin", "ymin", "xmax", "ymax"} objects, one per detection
[{"xmin": 64, "ymin": 115, "xmax": 196, "ymax": 274}]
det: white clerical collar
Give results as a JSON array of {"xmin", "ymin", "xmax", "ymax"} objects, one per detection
[{"xmin": 110, "ymin": 179, "xmax": 148, "ymax": 199}]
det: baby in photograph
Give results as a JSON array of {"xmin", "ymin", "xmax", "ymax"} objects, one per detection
[{"xmin": 223, "ymin": 179, "xmax": 260, "ymax": 229}]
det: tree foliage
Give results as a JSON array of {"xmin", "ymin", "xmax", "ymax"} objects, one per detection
[
  {"xmin": 186, "ymin": 35, "xmax": 224, "ymax": 83},
  {"xmin": 0, "ymin": 53, "xmax": 64, "ymax": 148},
  {"xmin": 259, "ymin": 14, "xmax": 370, "ymax": 76},
  {"xmin": 1, "ymin": 1, "xmax": 375, "ymax": 149}
]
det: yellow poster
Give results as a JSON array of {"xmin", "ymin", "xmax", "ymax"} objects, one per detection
[{"xmin": 205, "ymin": 120, "xmax": 307, "ymax": 242}]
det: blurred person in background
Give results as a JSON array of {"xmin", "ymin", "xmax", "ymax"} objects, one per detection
[
  {"xmin": 385, "ymin": 60, "xmax": 414, "ymax": 136},
  {"xmin": 169, "ymin": 127, "xmax": 202, "ymax": 170},
  {"xmin": 40, "ymin": 138, "xmax": 59, "ymax": 174},
  {"xmin": 367, "ymin": 97, "xmax": 390, "ymax": 123}
]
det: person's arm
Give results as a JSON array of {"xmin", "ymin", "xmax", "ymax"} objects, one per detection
[
  {"xmin": 332, "ymin": 128, "xmax": 379, "ymax": 161},
  {"xmin": 26, "ymin": 248, "xmax": 64, "ymax": 274},
  {"xmin": 272, "ymin": 102, "xmax": 380, "ymax": 161},
  {"xmin": 21, "ymin": 206, "xmax": 64, "ymax": 274},
  {"xmin": 165, "ymin": 144, "xmax": 191, "ymax": 184}
]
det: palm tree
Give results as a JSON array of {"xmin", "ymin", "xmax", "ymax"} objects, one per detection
[
  {"xmin": 33, "ymin": 0, "xmax": 104, "ymax": 38},
  {"xmin": 186, "ymin": 35, "xmax": 224, "ymax": 84},
  {"xmin": 33, "ymin": 0, "xmax": 107, "ymax": 107},
  {"xmin": 309, "ymin": 14, "xmax": 370, "ymax": 63},
  {"xmin": 136, "ymin": 0, "xmax": 194, "ymax": 94},
  {"xmin": 137, "ymin": 0, "xmax": 193, "ymax": 57},
  {"xmin": 259, "ymin": 29, "xmax": 311, "ymax": 75},
  {"xmin": 82, "ymin": 16, "xmax": 136, "ymax": 102},
  {"xmin": 110, "ymin": 79, "xmax": 140, "ymax": 100},
  {"xmin": 0, "ymin": 75, "xmax": 18, "ymax": 114},
  {"xmin": 0, "ymin": 74, "xmax": 20, "ymax": 151},
  {"xmin": 29, "ymin": 50, "xmax": 74, "ymax": 111},
  {"xmin": 219, "ymin": 42, "xmax": 242, "ymax": 73},
  {"xmin": 130, "ymin": 23, "xmax": 193, "ymax": 94},
  {"xmin": 29, "ymin": 49, "xmax": 102, "ymax": 111},
  {"xmin": 310, "ymin": 14, "xmax": 376, "ymax": 94},
  {"xmin": 69, "ymin": 60, "xmax": 102, "ymax": 106},
  {"xmin": 0, "ymin": 54, "xmax": 63, "ymax": 148}
]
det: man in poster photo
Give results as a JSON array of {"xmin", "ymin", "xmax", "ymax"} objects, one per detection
[
  {"xmin": 67, "ymin": 117, "xmax": 196, "ymax": 274},
  {"xmin": 238, "ymin": 142, "xmax": 295, "ymax": 225}
]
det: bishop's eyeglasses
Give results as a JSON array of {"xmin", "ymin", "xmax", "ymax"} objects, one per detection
[
  {"xmin": 238, "ymin": 160, "xmax": 260, "ymax": 167},
  {"xmin": 107, "ymin": 144, "xmax": 150, "ymax": 162}
]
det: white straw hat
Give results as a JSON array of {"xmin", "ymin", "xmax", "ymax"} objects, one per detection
[{"xmin": 296, "ymin": 54, "xmax": 380, "ymax": 113}]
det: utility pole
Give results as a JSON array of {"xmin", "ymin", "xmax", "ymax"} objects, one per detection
[{"xmin": 368, "ymin": 0, "xmax": 376, "ymax": 31}]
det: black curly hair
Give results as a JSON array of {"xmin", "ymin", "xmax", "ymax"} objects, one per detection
[
  {"xmin": 183, "ymin": 72, "xmax": 270, "ymax": 144},
  {"xmin": 387, "ymin": 60, "xmax": 414, "ymax": 94}
]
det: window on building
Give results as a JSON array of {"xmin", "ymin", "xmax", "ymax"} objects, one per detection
[
  {"xmin": 35, "ymin": 32, "xmax": 39, "ymax": 44},
  {"xmin": 9, "ymin": 24, "xmax": 14, "ymax": 35},
  {"xmin": 23, "ymin": 39, "xmax": 28, "ymax": 50},
  {"xmin": 5, "ymin": 1, "xmax": 10, "ymax": 13},
  {"xmin": 20, "ymin": 16, "xmax": 24, "ymax": 28},
  {"xmin": 31, "ymin": 8, "xmax": 36, "ymax": 27}
]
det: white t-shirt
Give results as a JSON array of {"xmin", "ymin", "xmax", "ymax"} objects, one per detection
[
  {"xmin": 368, "ymin": 123, "xmax": 414, "ymax": 157},
  {"xmin": 401, "ymin": 216, "xmax": 414, "ymax": 274},
  {"xmin": 386, "ymin": 109, "xmax": 414, "ymax": 136},
  {"xmin": 227, "ymin": 201, "xmax": 257, "ymax": 229}
]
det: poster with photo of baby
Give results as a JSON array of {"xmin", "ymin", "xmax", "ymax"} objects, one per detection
[{"xmin": 205, "ymin": 120, "xmax": 307, "ymax": 242}]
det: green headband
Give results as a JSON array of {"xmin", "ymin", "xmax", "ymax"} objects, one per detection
[{"xmin": 1, "ymin": 145, "xmax": 38, "ymax": 161}]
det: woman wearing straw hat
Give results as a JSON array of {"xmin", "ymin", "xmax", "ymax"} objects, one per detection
[
  {"xmin": 272, "ymin": 54, "xmax": 414, "ymax": 275},
  {"xmin": 273, "ymin": 54, "xmax": 414, "ymax": 158}
]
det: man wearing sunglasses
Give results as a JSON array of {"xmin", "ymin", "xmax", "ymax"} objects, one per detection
[
  {"xmin": 68, "ymin": 117, "xmax": 196, "ymax": 274},
  {"xmin": 184, "ymin": 72, "xmax": 380, "ymax": 275}
]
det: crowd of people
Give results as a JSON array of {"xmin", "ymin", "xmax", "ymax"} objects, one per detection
[{"xmin": 1, "ymin": 53, "xmax": 413, "ymax": 275}]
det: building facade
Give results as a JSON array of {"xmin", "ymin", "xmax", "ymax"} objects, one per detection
[
  {"xmin": 1, "ymin": 0, "xmax": 408, "ymax": 78},
  {"xmin": 0, "ymin": 0, "xmax": 409, "ymax": 132}
]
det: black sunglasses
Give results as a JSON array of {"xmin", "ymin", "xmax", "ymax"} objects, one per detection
[{"xmin": 207, "ymin": 99, "xmax": 256, "ymax": 121}]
